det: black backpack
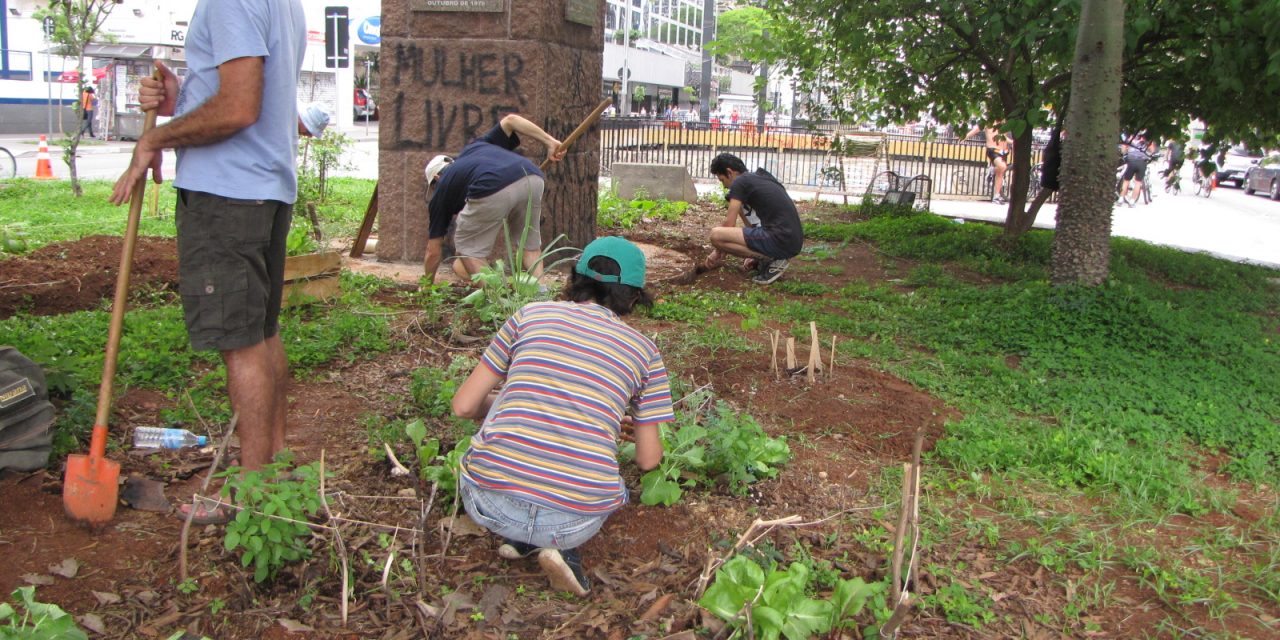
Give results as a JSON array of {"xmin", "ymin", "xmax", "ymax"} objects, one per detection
[{"xmin": 0, "ymin": 346, "xmax": 55, "ymax": 472}]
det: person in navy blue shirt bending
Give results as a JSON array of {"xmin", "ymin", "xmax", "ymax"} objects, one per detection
[{"xmin": 422, "ymin": 115, "xmax": 565, "ymax": 284}]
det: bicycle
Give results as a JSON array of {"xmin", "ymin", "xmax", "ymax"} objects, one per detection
[
  {"xmin": 0, "ymin": 146, "xmax": 15, "ymax": 179},
  {"xmin": 1192, "ymin": 166, "xmax": 1214, "ymax": 198}
]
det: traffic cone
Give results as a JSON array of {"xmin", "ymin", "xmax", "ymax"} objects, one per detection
[{"xmin": 34, "ymin": 135, "xmax": 54, "ymax": 180}]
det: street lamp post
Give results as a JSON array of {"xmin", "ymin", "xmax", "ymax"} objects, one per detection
[
  {"xmin": 363, "ymin": 57, "xmax": 371, "ymax": 136},
  {"xmin": 620, "ymin": 2, "xmax": 631, "ymax": 115}
]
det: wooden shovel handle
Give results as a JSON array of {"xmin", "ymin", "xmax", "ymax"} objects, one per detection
[
  {"xmin": 91, "ymin": 72, "xmax": 162, "ymax": 456},
  {"xmin": 539, "ymin": 98, "xmax": 613, "ymax": 171}
]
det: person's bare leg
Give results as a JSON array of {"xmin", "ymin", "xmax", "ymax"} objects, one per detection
[
  {"xmin": 993, "ymin": 160, "xmax": 1007, "ymax": 198},
  {"xmin": 521, "ymin": 249, "xmax": 545, "ymax": 278},
  {"xmin": 264, "ymin": 334, "xmax": 287, "ymax": 456},
  {"xmin": 223, "ymin": 339, "xmax": 278, "ymax": 472},
  {"xmin": 454, "ymin": 257, "xmax": 487, "ymax": 283},
  {"xmin": 709, "ymin": 227, "xmax": 765, "ymax": 260}
]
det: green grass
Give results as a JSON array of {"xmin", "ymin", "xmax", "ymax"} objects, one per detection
[
  {"xmin": 0, "ymin": 178, "xmax": 376, "ymax": 252},
  {"xmin": 0, "ymin": 271, "xmax": 395, "ymax": 456},
  {"xmin": 788, "ymin": 204, "xmax": 1280, "ymax": 514}
]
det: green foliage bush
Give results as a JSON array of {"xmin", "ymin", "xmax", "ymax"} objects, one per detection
[
  {"xmin": 409, "ymin": 356, "xmax": 477, "ymax": 418},
  {"xmin": 0, "ymin": 587, "xmax": 88, "ymax": 640},
  {"xmin": 219, "ymin": 456, "xmax": 322, "ymax": 583},
  {"xmin": 622, "ymin": 390, "xmax": 790, "ymax": 505},
  {"xmin": 597, "ymin": 189, "xmax": 689, "ymax": 229}
]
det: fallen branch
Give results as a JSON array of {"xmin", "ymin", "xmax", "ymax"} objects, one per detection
[
  {"xmin": 178, "ymin": 412, "xmax": 238, "ymax": 582},
  {"xmin": 693, "ymin": 515, "xmax": 802, "ymax": 599},
  {"xmin": 384, "ymin": 443, "xmax": 412, "ymax": 477},
  {"xmin": 318, "ymin": 450, "xmax": 351, "ymax": 627}
]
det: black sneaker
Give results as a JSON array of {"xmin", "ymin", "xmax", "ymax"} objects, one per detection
[
  {"xmin": 497, "ymin": 538, "xmax": 539, "ymax": 560},
  {"xmin": 538, "ymin": 548, "xmax": 590, "ymax": 596},
  {"xmin": 752, "ymin": 259, "xmax": 788, "ymax": 285}
]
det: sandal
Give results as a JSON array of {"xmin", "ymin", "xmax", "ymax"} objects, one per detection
[{"xmin": 174, "ymin": 497, "xmax": 237, "ymax": 525}]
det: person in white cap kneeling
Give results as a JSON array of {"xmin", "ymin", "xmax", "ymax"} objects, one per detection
[
  {"xmin": 297, "ymin": 103, "xmax": 330, "ymax": 138},
  {"xmin": 421, "ymin": 113, "xmax": 566, "ymax": 284}
]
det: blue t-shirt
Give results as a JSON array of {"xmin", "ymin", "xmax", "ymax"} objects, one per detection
[
  {"xmin": 173, "ymin": 0, "xmax": 306, "ymax": 204},
  {"xmin": 427, "ymin": 124, "xmax": 545, "ymax": 239}
]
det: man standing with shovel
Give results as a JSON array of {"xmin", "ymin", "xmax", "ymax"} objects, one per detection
[{"xmin": 110, "ymin": 0, "xmax": 306, "ymax": 524}]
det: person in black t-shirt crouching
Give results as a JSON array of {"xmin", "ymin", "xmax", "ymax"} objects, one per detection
[{"xmin": 705, "ymin": 153, "xmax": 804, "ymax": 284}]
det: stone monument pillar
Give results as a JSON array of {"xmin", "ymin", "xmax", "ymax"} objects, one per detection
[{"xmin": 377, "ymin": 0, "xmax": 604, "ymax": 265}]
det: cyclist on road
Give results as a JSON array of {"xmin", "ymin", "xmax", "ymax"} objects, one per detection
[{"xmin": 1118, "ymin": 135, "xmax": 1150, "ymax": 207}]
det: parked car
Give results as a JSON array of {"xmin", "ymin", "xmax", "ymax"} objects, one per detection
[
  {"xmin": 354, "ymin": 88, "xmax": 378, "ymax": 120},
  {"xmin": 1214, "ymin": 146, "xmax": 1263, "ymax": 188},
  {"xmin": 1243, "ymin": 154, "xmax": 1280, "ymax": 200}
]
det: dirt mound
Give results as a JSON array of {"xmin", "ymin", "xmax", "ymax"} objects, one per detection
[{"xmin": 0, "ymin": 236, "xmax": 179, "ymax": 318}]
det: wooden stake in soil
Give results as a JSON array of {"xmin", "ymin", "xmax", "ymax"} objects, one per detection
[
  {"xmin": 807, "ymin": 322, "xmax": 820, "ymax": 383},
  {"xmin": 785, "ymin": 337, "xmax": 797, "ymax": 371},
  {"xmin": 882, "ymin": 425, "xmax": 925, "ymax": 638},
  {"xmin": 770, "ymin": 330, "xmax": 780, "ymax": 378},
  {"xmin": 829, "ymin": 335, "xmax": 837, "ymax": 375}
]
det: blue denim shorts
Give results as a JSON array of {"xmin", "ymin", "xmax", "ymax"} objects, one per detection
[
  {"xmin": 742, "ymin": 226, "xmax": 792, "ymax": 260},
  {"xmin": 460, "ymin": 480, "xmax": 607, "ymax": 551}
]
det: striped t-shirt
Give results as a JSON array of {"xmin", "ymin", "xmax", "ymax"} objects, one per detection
[{"xmin": 459, "ymin": 301, "xmax": 674, "ymax": 515}]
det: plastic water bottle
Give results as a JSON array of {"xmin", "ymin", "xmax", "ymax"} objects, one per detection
[{"xmin": 132, "ymin": 427, "xmax": 208, "ymax": 449}]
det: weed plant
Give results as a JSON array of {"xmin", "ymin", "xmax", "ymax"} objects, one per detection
[
  {"xmin": 218, "ymin": 455, "xmax": 322, "ymax": 583},
  {"xmin": 597, "ymin": 188, "xmax": 689, "ymax": 230},
  {"xmin": 0, "ymin": 587, "xmax": 88, "ymax": 640}
]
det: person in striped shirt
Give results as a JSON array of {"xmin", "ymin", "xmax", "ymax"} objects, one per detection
[{"xmin": 451, "ymin": 237, "xmax": 674, "ymax": 596}]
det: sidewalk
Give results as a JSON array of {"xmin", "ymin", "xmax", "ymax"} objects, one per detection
[{"xmin": 0, "ymin": 122, "xmax": 379, "ymax": 157}]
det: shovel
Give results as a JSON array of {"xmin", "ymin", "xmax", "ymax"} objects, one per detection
[{"xmin": 63, "ymin": 81, "xmax": 161, "ymax": 528}]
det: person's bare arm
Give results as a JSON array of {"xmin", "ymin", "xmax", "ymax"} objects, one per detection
[
  {"xmin": 423, "ymin": 237, "xmax": 446, "ymax": 284},
  {"xmin": 499, "ymin": 114, "xmax": 566, "ymax": 163},
  {"xmin": 723, "ymin": 198, "xmax": 744, "ymax": 228},
  {"xmin": 452, "ymin": 364, "xmax": 504, "ymax": 420},
  {"xmin": 110, "ymin": 56, "xmax": 264, "ymax": 205},
  {"xmin": 632, "ymin": 423, "xmax": 663, "ymax": 470}
]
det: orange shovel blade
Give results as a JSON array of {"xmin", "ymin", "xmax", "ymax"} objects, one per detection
[{"xmin": 63, "ymin": 427, "xmax": 121, "ymax": 527}]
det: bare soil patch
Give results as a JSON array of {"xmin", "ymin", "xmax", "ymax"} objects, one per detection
[{"xmin": 0, "ymin": 209, "xmax": 1275, "ymax": 639}]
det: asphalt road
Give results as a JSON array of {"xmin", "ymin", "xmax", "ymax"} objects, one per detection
[{"xmin": 6, "ymin": 133, "xmax": 1278, "ymax": 269}]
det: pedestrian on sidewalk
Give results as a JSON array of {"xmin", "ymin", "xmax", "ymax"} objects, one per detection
[
  {"xmin": 450, "ymin": 237, "xmax": 673, "ymax": 596},
  {"xmin": 80, "ymin": 87, "xmax": 97, "ymax": 138}
]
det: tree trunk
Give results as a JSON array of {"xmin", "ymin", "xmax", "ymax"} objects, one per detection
[
  {"xmin": 1002, "ymin": 133, "xmax": 1035, "ymax": 238},
  {"xmin": 1051, "ymin": 0, "xmax": 1124, "ymax": 286}
]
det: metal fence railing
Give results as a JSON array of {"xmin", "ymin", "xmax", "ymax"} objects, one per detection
[{"xmin": 598, "ymin": 117, "xmax": 1047, "ymax": 201}]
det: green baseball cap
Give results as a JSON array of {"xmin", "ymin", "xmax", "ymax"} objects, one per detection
[{"xmin": 576, "ymin": 236, "xmax": 646, "ymax": 288}]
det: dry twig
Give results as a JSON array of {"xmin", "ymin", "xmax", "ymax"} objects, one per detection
[
  {"xmin": 318, "ymin": 450, "xmax": 352, "ymax": 627},
  {"xmin": 178, "ymin": 413, "xmax": 238, "ymax": 582}
]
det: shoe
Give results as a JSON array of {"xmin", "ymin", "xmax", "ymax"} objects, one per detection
[
  {"xmin": 173, "ymin": 496, "xmax": 237, "ymax": 525},
  {"xmin": 752, "ymin": 259, "xmax": 788, "ymax": 285},
  {"xmin": 1119, "ymin": 196, "xmax": 1131, "ymax": 207},
  {"xmin": 498, "ymin": 539, "xmax": 539, "ymax": 560},
  {"xmin": 538, "ymin": 548, "xmax": 590, "ymax": 596}
]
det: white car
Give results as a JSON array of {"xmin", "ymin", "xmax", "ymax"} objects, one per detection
[{"xmin": 1215, "ymin": 147, "xmax": 1263, "ymax": 188}]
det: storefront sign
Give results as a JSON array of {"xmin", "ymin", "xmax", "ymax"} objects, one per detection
[
  {"xmin": 356, "ymin": 17, "xmax": 381, "ymax": 44},
  {"xmin": 412, "ymin": 0, "xmax": 504, "ymax": 12}
]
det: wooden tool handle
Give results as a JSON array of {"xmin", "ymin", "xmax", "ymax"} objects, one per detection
[
  {"xmin": 539, "ymin": 98, "xmax": 613, "ymax": 171},
  {"xmin": 92, "ymin": 72, "xmax": 163, "ymax": 446}
]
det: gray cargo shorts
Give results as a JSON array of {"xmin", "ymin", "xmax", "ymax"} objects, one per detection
[
  {"xmin": 175, "ymin": 189, "xmax": 291, "ymax": 352},
  {"xmin": 454, "ymin": 175, "xmax": 544, "ymax": 260}
]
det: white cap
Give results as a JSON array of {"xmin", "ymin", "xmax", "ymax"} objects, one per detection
[
  {"xmin": 424, "ymin": 154, "xmax": 453, "ymax": 185},
  {"xmin": 298, "ymin": 103, "xmax": 330, "ymax": 137}
]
